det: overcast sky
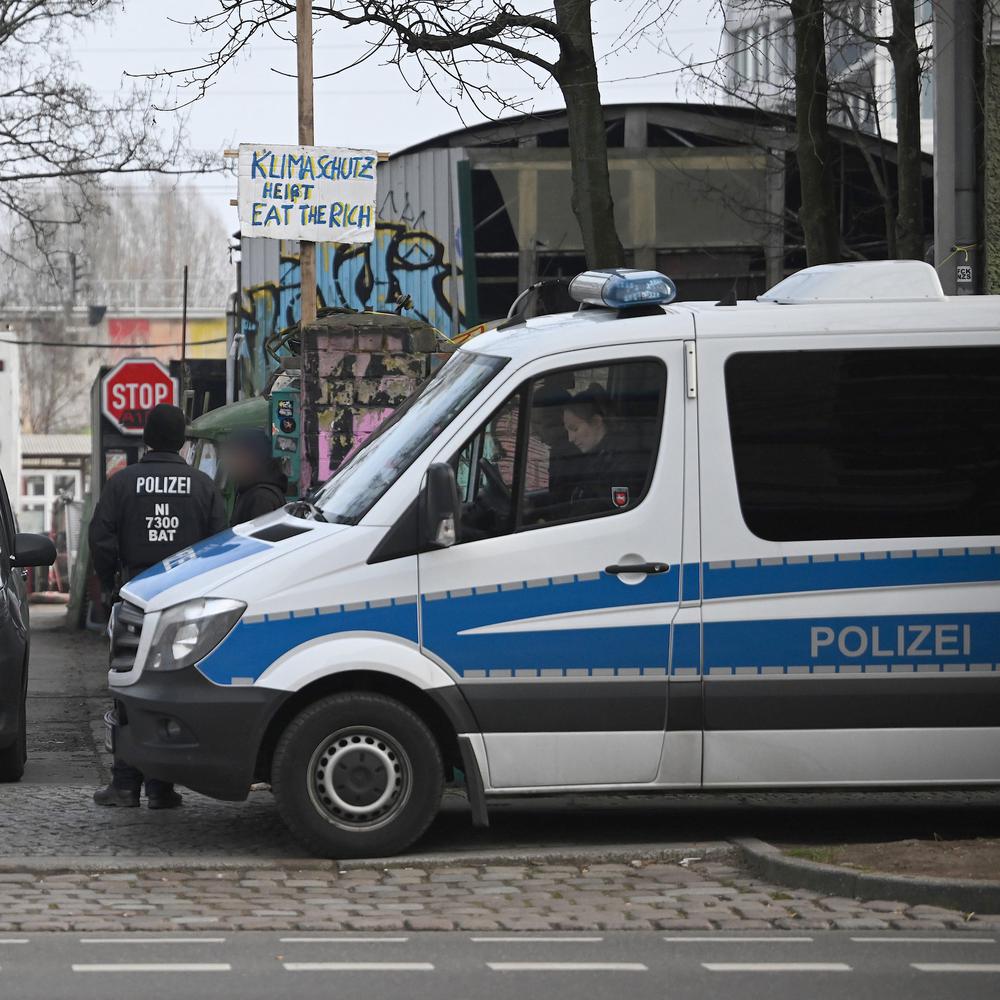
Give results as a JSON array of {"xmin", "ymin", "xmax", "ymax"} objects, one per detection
[{"xmin": 72, "ymin": 1, "xmax": 724, "ymax": 226}]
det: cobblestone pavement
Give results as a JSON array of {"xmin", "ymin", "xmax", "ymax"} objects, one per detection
[{"xmin": 0, "ymin": 858, "xmax": 998, "ymax": 934}]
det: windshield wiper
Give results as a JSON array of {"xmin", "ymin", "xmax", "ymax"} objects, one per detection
[{"xmin": 285, "ymin": 499, "xmax": 328, "ymax": 523}]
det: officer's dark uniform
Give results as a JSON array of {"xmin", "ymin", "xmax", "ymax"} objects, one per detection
[{"xmin": 89, "ymin": 404, "xmax": 227, "ymax": 809}]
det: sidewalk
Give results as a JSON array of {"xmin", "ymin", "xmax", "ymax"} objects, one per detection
[{"xmin": 1, "ymin": 858, "xmax": 997, "ymax": 934}]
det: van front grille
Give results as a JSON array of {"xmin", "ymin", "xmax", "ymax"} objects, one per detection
[{"xmin": 111, "ymin": 601, "xmax": 144, "ymax": 672}]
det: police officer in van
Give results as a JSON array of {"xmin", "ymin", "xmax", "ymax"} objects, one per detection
[{"xmin": 89, "ymin": 403, "xmax": 228, "ymax": 809}]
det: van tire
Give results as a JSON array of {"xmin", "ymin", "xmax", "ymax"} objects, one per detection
[{"xmin": 271, "ymin": 692, "xmax": 443, "ymax": 858}]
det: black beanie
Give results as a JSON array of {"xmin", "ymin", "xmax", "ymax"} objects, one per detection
[{"xmin": 143, "ymin": 404, "xmax": 187, "ymax": 452}]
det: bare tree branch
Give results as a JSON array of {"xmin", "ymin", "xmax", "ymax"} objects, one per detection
[{"xmin": 0, "ymin": 1, "xmax": 226, "ymax": 274}]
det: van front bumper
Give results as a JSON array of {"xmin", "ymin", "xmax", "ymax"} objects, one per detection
[{"xmin": 111, "ymin": 666, "xmax": 290, "ymax": 801}]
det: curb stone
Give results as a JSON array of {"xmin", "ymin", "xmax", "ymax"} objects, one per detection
[
  {"xmin": 734, "ymin": 836, "xmax": 1000, "ymax": 914},
  {"xmin": 0, "ymin": 842, "xmax": 733, "ymax": 874}
]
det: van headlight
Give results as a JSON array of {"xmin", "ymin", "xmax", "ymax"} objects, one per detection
[{"xmin": 147, "ymin": 598, "xmax": 246, "ymax": 672}]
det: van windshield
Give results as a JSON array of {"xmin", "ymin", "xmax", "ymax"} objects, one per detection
[{"xmin": 309, "ymin": 350, "xmax": 508, "ymax": 524}]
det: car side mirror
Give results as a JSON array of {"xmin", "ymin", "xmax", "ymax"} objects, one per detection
[
  {"xmin": 421, "ymin": 463, "xmax": 460, "ymax": 549},
  {"xmin": 12, "ymin": 532, "xmax": 57, "ymax": 568}
]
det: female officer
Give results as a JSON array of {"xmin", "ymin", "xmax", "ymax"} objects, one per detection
[{"xmin": 562, "ymin": 384, "xmax": 649, "ymax": 514}]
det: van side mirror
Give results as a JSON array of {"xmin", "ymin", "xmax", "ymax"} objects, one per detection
[
  {"xmin": 12, "ymin": 532, "xmax": 57, "ymax": 568},
  {"xmin": 422, "ymin": 463, "xmax": 460, "ymax": 549}
]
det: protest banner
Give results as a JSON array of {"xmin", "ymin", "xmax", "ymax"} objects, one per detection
[{"xmin": 238, "ymin": 143, "xmax": 377, "ymax": 243}]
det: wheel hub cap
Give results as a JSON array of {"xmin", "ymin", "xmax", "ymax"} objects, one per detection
[{"xmin": 309, "ymin": 729, "xmax": 409, "ymax": 828}]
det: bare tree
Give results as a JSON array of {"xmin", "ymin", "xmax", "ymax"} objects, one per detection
[
  {"xmin": 149, "ymin": 1, "xmax": 679, "ymax": 270},
  {"xmin": 0, "ymin": 1, "xmax": 219, "ymax": 278},
  {"xmin": 791, "ymin": 0, "xmax": 841, "ymax": 262},
  {"xmin": 679, "ymin": 1, "xmax": 931, "ymax": 266},
  {"xmin": 17, "ymin": 317, "xmax": 96, "ymax": 433},
  {"xmin": 10, "ymin": 182, "xmax": 232, "ymax": 433},
  {"xmin": 83, "ymin": 182, "xmax": 234, "ymax": 310}
]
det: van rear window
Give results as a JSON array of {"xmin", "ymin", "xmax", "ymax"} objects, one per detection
[{"xmin": 725, "ymin": 346, "xmax": 1000, "ymax": 541}]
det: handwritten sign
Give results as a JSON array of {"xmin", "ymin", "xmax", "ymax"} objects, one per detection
[{"xmin": 238, "ymin": 143, "xmax": 377, "ymax": 243}]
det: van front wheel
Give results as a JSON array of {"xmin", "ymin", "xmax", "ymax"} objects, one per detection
[{"xmin": 272, "ymin": 692, "xmax": 443, "ymax": 858}]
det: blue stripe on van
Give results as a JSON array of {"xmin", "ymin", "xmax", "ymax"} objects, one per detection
[
  {"xmin": 188, "ymin": 549, "xmax": 1000, "ymax": 685},
  {"xmin": 421, "ymin": 569, "xmax": 679, "ymax": 676},
  {"xmin": 702, "ymin": 548, "xmax": 1000, "ymax": 600},
  {"xmin": 703, "ymin": 611, "xmax": 1000, "ymax": 676},
  {"xmin": 126, "ymin": 531, "xmax": 271, "ymax": 605},
  {"xmin": 195, "ymin": 598, "xmax": 418, "ymax": 686}
]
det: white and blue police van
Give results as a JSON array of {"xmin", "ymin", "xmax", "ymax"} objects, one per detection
[{"xmin": 109, "ymin": 260, "xmax": 1000, "ymax": 857}]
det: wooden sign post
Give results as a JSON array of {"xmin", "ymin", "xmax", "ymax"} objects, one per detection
[{"xmin": 296, "ymin": 0, "xmax": 317, "ymax": 327}]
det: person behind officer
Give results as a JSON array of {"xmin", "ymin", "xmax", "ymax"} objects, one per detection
[
  {"xmin": 562, "ymin": 384, "xmax": 649, "ymax": 513},
  {"xmin": 89, "ymin": 403, "xmax": 228, "ymax": 809},
  {"xmin": 222, "ymin": 428, "xmax": 289, "ymax": 527}
]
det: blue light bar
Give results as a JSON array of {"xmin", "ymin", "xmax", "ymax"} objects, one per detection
[{"xmin": 568, "ymin": 268, "xmax": 677, "ymax": 309}]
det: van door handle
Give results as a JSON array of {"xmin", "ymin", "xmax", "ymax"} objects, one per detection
[{"xmin": 605, "ymin": 562, "xmax": 670, "ymax": 576}]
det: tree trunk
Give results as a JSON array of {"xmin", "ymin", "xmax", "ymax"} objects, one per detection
[
  {"xmin": 553, "ymin": 0, "xmax": 626, "ymax": 268},
  {"xmin": 790, "ymin": 0, "xmax": 841, "ymax": 264},
  {"xmin": 888, "ymin": 0, "xmax": 925, "ymax": 259}
]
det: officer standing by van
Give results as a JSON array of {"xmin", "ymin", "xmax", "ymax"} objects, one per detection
[
  {"xmin": 221, "ymin": 428, "xmax": 289, "ymax": 526},
  {"xmin": 89, "ymin": 403, "xmax": 228, "ymax": 809}
]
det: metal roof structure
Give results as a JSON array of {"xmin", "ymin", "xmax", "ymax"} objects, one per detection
[{"xmin": 22, "ymin": 434, "xmax": 91, "ymax": 458}]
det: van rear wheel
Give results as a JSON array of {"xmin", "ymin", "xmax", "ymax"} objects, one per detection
[{"xmin": 272, "ymin": 692, "xmax": 443, "ymax": 858}]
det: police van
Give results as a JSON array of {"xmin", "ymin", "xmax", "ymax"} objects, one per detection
[{"xmin": 109, "ymin": 260, "xmax": 1000, "ymax": 857}]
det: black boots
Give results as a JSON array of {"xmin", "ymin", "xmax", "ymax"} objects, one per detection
[
  {"xmin": 147, "ymin": 789, "xmax": 184, "ymax": 810},
  {"xmin": 93, "ymin": 784, "xmax": 140, "ymax": 807},
  {"xmin": 93, "ymin": 784, "xmax": 183, "ymax": 808}
]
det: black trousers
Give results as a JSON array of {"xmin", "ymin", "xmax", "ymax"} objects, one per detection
[
  {"xmin": 110, "ymin": 564, "xmax": 172, "ymax": 797},
  {"xmin": 111, "ymin": 757, "xmax": 174, "ymax": 797}
]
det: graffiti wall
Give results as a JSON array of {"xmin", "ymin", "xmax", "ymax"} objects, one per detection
[{"xmin": 239, "ymin": 148, "xmax": 466, "ymax": 396}]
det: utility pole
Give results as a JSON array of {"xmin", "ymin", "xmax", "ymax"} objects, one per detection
[
  {"xmin": 934, "ymin": 0, "xmax": 981, "ymax": 294},
  {"xmin": 297, "ymin": 0, "xmax": 317, "ymax": 327}
]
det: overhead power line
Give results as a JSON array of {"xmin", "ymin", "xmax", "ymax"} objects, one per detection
[{"xmin": 0, "ymin": 336, "xmax": 227, "ymax": 349}]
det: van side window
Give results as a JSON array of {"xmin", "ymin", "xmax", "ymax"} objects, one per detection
[
  {"xmin": 452, "ymin": 359, "xmax": 666, "ymax": 543},
  {"xmin": 725, "ymin": 346, "xmax": 1000, "ymax": 541}
]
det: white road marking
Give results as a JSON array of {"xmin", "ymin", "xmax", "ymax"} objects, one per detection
[
  {"xmin": 912, "ymin": 963, "xmax": 1000, "ymax": 973},
  {"xmin": 663, "ymin": 936, "xmax": 813, "ymax": 943},
  {"xmin": 852, "ymin": 937, "xmax": 996, "ymax": 944},
  {"xmin": 488, "ymin": 962, "xmax": 647, "ymax": 972},
  {"xmin": 471, "ymin": 936, "xmax": 604, "ymax": 943},
  {"xmin": 284, "ymin": 962, "xmax": 434, "ymax": 971},
  {"xmin": 72, "ymin": 964, "xmax": 232, "ymax": 973},
  {"xmin": 0, "ymin": 939, "xmax": 28, "ymax": 944},
  {"xmin": 703, "ymin": 963, "xmax": 852, "ymax": 973},
  {"xmin": 279, "ymin": 937, "xmax": 409, "ymax": 944},
  {"xmin": 80, "ymin": 937, "xmax": 228, "ymax": 944}
]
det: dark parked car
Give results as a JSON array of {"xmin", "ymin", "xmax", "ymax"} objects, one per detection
[{"xmin": 0, "ymin": 468, "xmax": 56, "ymax": 782}]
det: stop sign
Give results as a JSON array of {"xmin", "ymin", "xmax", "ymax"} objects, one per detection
[{"xmin": 100, "ymin": 358, "xmax": 179, "ymax": 435}]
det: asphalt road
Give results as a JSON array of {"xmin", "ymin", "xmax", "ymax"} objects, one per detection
[{"xmin": 2, "ymin": 931, "xmax": 998, "ymax": 1000}]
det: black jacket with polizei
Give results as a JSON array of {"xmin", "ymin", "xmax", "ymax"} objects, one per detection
[{"xmin": 88, "ymin": 451, "xmax": 228, "ymax": 591}]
